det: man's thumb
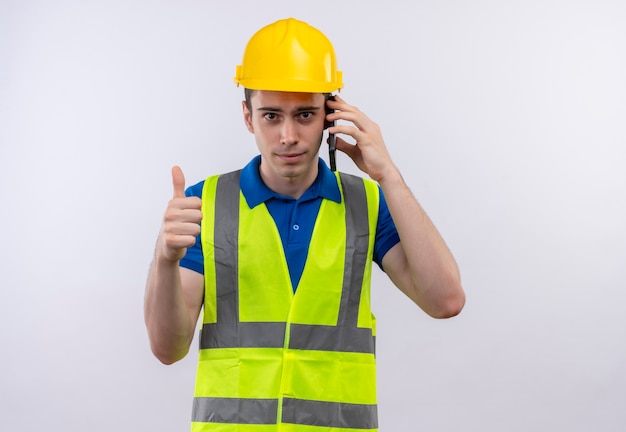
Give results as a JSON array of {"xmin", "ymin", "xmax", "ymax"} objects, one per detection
[{"xmin": 171, "ymin": 166, "xmax": 186, "ymax": 198}]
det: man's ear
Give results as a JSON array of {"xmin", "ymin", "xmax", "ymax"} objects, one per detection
[{"xmin": 242, "ymin": 101, "xmax": 254, "ymax": 133}]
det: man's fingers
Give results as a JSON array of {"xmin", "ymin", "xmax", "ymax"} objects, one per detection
[
  {"xmin": 333, "ymin": 136, "xmax": 358, "ymax": 158},
  {"xmin": 329, "ymin": 123, "xmax": 366, "ymax": 143},
  {"xmin": 171, "ymin": 166, "xmax": 186, "ymax": 198}
]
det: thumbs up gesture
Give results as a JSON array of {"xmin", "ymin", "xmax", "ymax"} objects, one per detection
[{"xmin": 158, "ymin": 166, "xmax": 203, "ymax": 262}]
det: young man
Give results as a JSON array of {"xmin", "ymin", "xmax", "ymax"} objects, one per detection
[{"xmin": 145, "ymin": 18, "xmax": 464, "ymax": 432}]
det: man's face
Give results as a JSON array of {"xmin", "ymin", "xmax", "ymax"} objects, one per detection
[{"xmin": 243, "ymin": 91, "xmax": 326, "ymax": 192}]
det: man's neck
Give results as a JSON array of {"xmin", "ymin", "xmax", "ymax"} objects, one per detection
[{"xmin": 259, "ymin": 163, "xmax": 319, "ymax": 200}]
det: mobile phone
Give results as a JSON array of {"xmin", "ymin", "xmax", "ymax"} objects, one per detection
[{"xmin": 325, "ymin": 95, "xmax": 336, "ymax": 171}]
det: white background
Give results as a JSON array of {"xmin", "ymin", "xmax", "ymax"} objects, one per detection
[{"xmin": 1, "ymin": 0, "xmax": 625, "ymax": 431}]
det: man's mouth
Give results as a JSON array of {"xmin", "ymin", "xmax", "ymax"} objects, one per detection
[{"xmin": 277, "ymin": 152, "xmax": 304, "ymax": 163}]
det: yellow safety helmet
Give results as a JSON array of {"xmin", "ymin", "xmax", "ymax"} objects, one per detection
[{"xmin": 234, "ymin": 18, "xmax": 343, "ymax": 93}]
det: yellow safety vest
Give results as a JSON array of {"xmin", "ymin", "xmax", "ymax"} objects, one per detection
[{"xmin": 192, "ymin": 170, "xmax": 380, "ymax": 432}]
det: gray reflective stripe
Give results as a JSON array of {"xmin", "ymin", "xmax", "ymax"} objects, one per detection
[
  {"xmin": 200, "ymin": 171, "xmax": 241, "ymax": 350},
  {"xmin": 289, "ymin": 324, "xmax": 374, "ymax": 353},
  {"xmin": 337, "ymin": 173, "xmax": 370, "ymax": 327},
  {"xmin": 213, "ymin": 171, "xmax": 241, "ymax": 329},
  {"xmin": 192, "ymin": 397, "xmax": 278, "ymax": 424},
  {"xmin": 200, "ymin": 321, "xmax": 285, "ymax": 348},
  {"xmin": 282, "ymin": 397, "xmax": 378, "ymax": 429},
  {"xmin": 200, "ymin": 171, "xmax": 374, "ymax": 354}
]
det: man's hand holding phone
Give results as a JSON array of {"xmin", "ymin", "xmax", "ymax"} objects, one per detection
[{"xmin": 325, "ymin": 95, "xmax": 396, "ymax": 183}]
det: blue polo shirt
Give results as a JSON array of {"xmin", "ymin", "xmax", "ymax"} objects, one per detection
[{"xmin": 180, "ymin": 156, "xmax": 400, "ymax": 290}]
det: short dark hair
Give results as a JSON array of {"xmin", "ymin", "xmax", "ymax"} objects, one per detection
[{"xmin": 244, "ymin": 88, "xmax": 255, "ymax": 112}]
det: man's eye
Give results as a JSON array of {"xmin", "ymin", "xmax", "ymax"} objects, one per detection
[
  {"xmin": 264, "ymin": 113, "xmax": 278, "ymax": 120},
  {"xmin": 299, "ymin": 112, "xmax": 313, "ymax": 120}
]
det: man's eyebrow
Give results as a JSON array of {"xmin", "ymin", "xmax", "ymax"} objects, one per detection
[
  {"xmin": 256, "ymin": 106, "xmax": 322, "ymax": 112},
  {"xmin": 256, "ymin": 106, "xmax": 283, "ymax": 112}
]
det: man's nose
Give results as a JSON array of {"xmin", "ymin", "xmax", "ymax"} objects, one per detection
[{"xmin": 280, "ymin": 118, "xmax": 298, "ymax": 145}]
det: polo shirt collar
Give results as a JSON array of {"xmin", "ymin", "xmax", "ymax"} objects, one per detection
[{"xmin": 240, "ymin": 155, "xmax": 341, "ymax": 208}]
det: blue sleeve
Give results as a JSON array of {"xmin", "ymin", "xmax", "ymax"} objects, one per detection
[
  {"xmin": 179, "ymin": 180, "xmax": 205, "ymax": 275},
  {"xmin": 373, "ymin": 186, "xmax": 400, "ymax": 271}
]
